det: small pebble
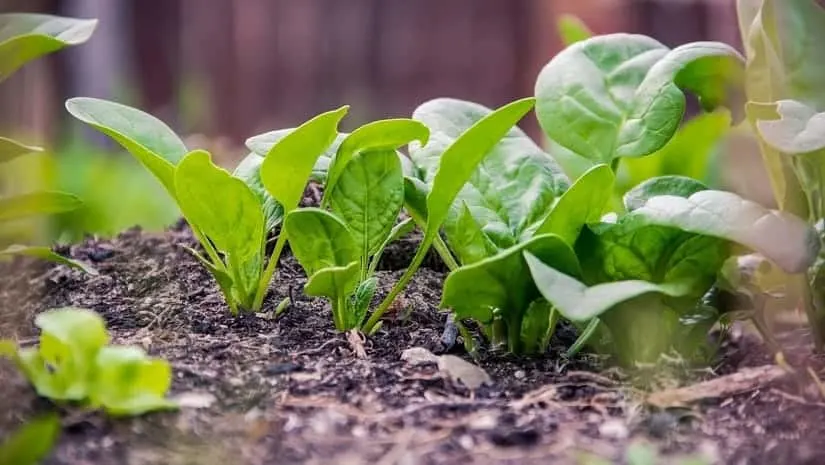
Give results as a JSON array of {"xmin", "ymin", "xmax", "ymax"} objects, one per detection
[
  {"xmin": 599, "ymin": 419, "xmax": 629, "ymax": 439},
  {"xmin": 514, "ymin": 370, "xmax": 526, "ymax": 380}
]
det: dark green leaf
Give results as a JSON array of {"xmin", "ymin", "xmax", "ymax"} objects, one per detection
[
  {"xmin": 0, "ymin": 13, "xmax": 97, "ymax": 82},
  {"xmin": 328, "ymin": 150, "xmax": 404, "ymax": 257},
  {"xmin": 623, "ymin": 175, "xmax": 708, "ymax": 211},
  {"xmin": 411, "ymin": 98, "xmax": 569, "ymax": 249},
  {"xmin": 535, "ymin": 35, "xmax": 743, "ymax": 162},
  {"xmin": 534, "ymin": 164, "xmax": 614, "ymax": 246},
  {"xmin": 65, "ymin": 98, "xmax": 188, "ymax": 196},
  {"xmin": 519, "ymin": 299, "xmax": 555, "ymax": 354},
  {"xmin": 444, "ymin": 202, "xmax": 498, "ymax": 265}
]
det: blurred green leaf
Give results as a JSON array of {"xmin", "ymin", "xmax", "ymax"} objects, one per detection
[
  {"xmin": 0, "ymin": 191, "xmax": 82, "ymax": 222},
  {"xmin": 0, "ymin": 414, "xmax": 61, "ymax": 465},
  {"xmin": 0, "ymin": 245, "xmax": 97, "ymax": 275}
]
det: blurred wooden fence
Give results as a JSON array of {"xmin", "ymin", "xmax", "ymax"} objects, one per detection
[{"xmin": 0, "ymin": 0, "xmax": 740, "ymax": 148}]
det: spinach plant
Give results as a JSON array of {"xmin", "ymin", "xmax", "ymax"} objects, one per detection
[
  {"xmin": 66, "ymin": 98, "xmax": 347, "ymax": 313},
  {"xmin": 282, "ymin": 119, "xmax": 427, "ymax": 331},
  {"xmin": 0, "ymin": 14, "xmax": 98, "ymax": 273},
  {"xmin": 0, "ymin": 308, "xmax": 176, "ymax": 416},
  {"xmin": 741, "ymin": 0, "xmax": 825, "ymax": 348},
  {"xmin": 0, "ymin": 414, "xmax": 60, "ymax": 465}
]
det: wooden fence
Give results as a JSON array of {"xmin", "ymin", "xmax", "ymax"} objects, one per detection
[{"xmin": 0, "ymin": 0, "xmax": 740, "ymax": 148}]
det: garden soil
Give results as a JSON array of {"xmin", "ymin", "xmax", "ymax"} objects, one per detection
[{"xmin": 2, "ymin": 223, "xmax": 825, "ymax": 465}]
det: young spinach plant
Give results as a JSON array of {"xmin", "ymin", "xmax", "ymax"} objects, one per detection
[
  {"xmin": 66, "ymin": 98, "xmax": 347, "ymax": 313},
  {"xmin": 0, "ymin": 13, "xmax": 98, "ymax": 273},
  {"xmin": 0, "ymin": 308, "xmax": 176, "ymax": 416},
  {"xmin": 282, "ymin": 119, "xmax": 427, "ymax": 331}
]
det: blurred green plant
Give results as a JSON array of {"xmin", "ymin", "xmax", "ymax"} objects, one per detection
[
  {"xmin": 0, "ymin": 13, "xmax": 98, "ymax": 272},
  {"xmin": 0, "ymin": 414, "xmax": 61, "ymax": 465}
]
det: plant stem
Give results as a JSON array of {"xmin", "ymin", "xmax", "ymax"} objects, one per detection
[
  {"xmin": 252, "ymin": 231, "xmax": 288, "ymax": 312},
  {"xmin": 334, "ymin": 294, "xmax": 346, "ymax": 331},
  {"xmin": 362, "ymin": 234, "xmax": 433, "ymax": 333},
  {"xmin": 433, "ymin": 235, "xmax": 460, "ymax": 271}
]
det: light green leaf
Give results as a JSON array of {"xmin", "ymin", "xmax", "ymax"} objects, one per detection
[
  {"xmin": 0, "ymin": 414, "xmax": 60, "ymax": 465},
  {"xmin": 65, "ymin": 97, "xmax": 188, "ymax": 196},
  {"xmin": 0, "ymin": 191, "xmax": 82, "ymax": 221},
  {"xmin": 440, "ymin": 234, "xmax": 580, "ymax": 324},
  {"xmin": 737, "ymin": 0, "xmax": 825, "ymax": 216},
  {"xmin": 0, "ymin": 245, "xmax": 97, "ymax": 275},
  {"xmin": 519, "ymin": 299, "xmax": 555, "ymax": 354},
  {"xmin": 535, "ymin": 35, "xmax": 743, "ymax": 162},
  {"xmin": 283, "ymin": 208, "xmax": 359, "ymax": 276},
  {"xmin": 0, "ymin": 13, "xmax": 97, "ymax": 82},
  {"xmin": 91, "ymin": 346, "xmax": 177, "ymax": 416},
  {"xmin": 245, "ymin": 130, "xmax": 347, "ymax": 182},
  {"xmin": 756, "ymin": 100, "xmax": 825, "ymax": 153},
  {"xmin": 175, "ymin": 150, "xmax": 264, "ymax": 262},
  {"xmin": 411, "ymin": 98, "xmax": 569, "ymax": 250},
  {"xmin": 260, "ymin": 107, "xmax": 348, "ymax": 213},
  {"xmin": 534, "ymin": 164, "xmax": 614, "ymax": 245},
  {"xmin": 525, "ymin": 252, "xmax": 692, "ymax": 321},
  {"xmin": 556, "ymin": 14, "xmax": 593, "ymax": 46},
  {"xmin": 328, "ymin": 150, "xmax": 405, "ymax": 258},
  {"xmin": 304, "ymin": 262, "xmax": 360, "ymax": 300},
  {"xmin": 632, "ymin": 190, "xmax": 819, "ymax": 273},
  {"xmin": 445, "ymin": 202, "xmax": 498, "ymax": 265},
  {"xmin": 0, "ymin": 137, "xmax": 41, "ymax": 164},
  {"xmin": 233, "ymin": 153, "xmax": 283, "ymax": 231},
  {"xmin": 623, "ymin": 175, "xmax": 708, "ymax": 212},
  {"xmin": 325, "ymin": 118, "xmax": 429, "ymax": 200}
]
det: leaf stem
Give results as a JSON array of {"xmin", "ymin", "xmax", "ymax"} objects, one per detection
[
  {"xmin": 433, "ymin": 234, "xmax": 460, "ymax": 271},
  {"xmin": 362, "ymin": 234, "xmax": 432, "ymax": 333},
  {"xmin": 252, "ymin": 231, "xmax": 288, "ymax": 312}
]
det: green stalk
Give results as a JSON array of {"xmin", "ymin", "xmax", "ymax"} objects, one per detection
[
  {"xmin": 334, "ymin": 294, "xmax": 346, "ymax": 331},
  {"xmin": 433, "ymin": 234, "xmax": 460, "ymax": 271},
  {"xmin": 362, "ymin": 234, "xmax": 433, "ymax": 333},
  {"xmin": 251, "ymin": 231, "xmax": 288, "ymax": 312}
]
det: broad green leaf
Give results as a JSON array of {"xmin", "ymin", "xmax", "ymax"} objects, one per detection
[
  {"xmin": 623, "ymin": 175, "xmax": 708, "ymax": 212},
  {"xmin": 233, "ymin": 153, "xmax": 283, "ymax": 231},
  {"xmin": 325, "ymin": 118, "xmax": 429, "ymax": 200},
  {"xmin": 0, "ymin": 13, "xmax": 97, "ymax": 82},
  {"xmin": 364, "ymin": 97, "xmax": 538, "ymax": 333},
  {"xmin": 65, "ymin": 97, "xmax": 188, "ymax": 196},
  {"xmin": 328, "ymin": 150, "xmax": 404, "ymax": 258},
  {"xmin": 440, "ymin": 234, "xmax": 580, "ymax": 324},
  {"xmin": 304, "ymin": 262, "xmax": 360, "ymax": 300},
  {"xmin": 245, "ymin": 130, "xmax": 347, "ymax": 182},
  {"xmin": 556, "ymin": 14, "xmax": 593, "ymax": 46},
  {"xmin": 35, "ymin": 307, "xmax": 109, "ymax": 356},
  {"xmin": 260, "ymin": 107, "xmax": 348, "ymax": 213},
  {"xmin": 91, "ymin": 346, "xmax": 177, "ymax": 415},
  {"xmin": 576, "ymin": 215, "xmax": 728, "ymax": 292},
  {"xmin": 756, "ymin": 100, "xmax": 825, "ymax": 153},
  {"xmin": 534, "ymin": 164, "xmax": 614, "ymax": 245},
  {"xmin": 445, "ymin": 202, "xmax": 498, "ymax": 265},
  {"xmin": 175, "ymin": 150, "xmax": 264, "ymax": 261},
  {"xmin": 0, "ymin": 191, "xmax": 82, "ymax": 221},
  {"xmin": 525, "ymin": 252, "xmax": 692, "ymax": 321},
  {"xmin": 403, "ymin": 176, "xmax": 429, "ymax": 225},
  {"xmin": 0, "ymin": 245, "xmax": 98, "ymax": 275},
  {"xmin": 0, "ymin": 414, "xmax": 60, "ymax": 465},
  {"xmin": 535, "ymin": 34, "xmax": 743, "ymax": 162},
  {"xmin": 632, "ymin": 190, "xmax": 819, "ymax": 273},
  {"xmin": 411, "ymin": 98, "xmax": 569, "ymax": 250},
  {"xmin": 0, "ymin": 137, "xmax": 41, "ymax": 164},
  {"xmin": 349, "ymin": 276, "xmax": 378, "ymax": 329},
  {"xmin": 283, "ymin": 208, "xmax": 358, "ymax": 275},
  {"xmin": 618, "ymin": 110, "xmax": 731, "ymax": 191}
]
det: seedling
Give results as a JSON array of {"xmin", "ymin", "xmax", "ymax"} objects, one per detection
[
  {"xmin": 0, "ymin": 308, "xmax": 176, "ymax": 416},
  {"xmin": 284, "ymin": 118, "xmax": 427, "ymax": 330},
  {"xmin": 0, "ymin": 13, "xmax": 98, "ymax": 273},
  {"xmin": 65, "ymin": 98, "xmax": 347, "ymax": 314}
]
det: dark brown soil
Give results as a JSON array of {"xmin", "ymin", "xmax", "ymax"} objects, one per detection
[{"xmin": 2, "ymin": 224, "xmax": 825, "ymax": 464}]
